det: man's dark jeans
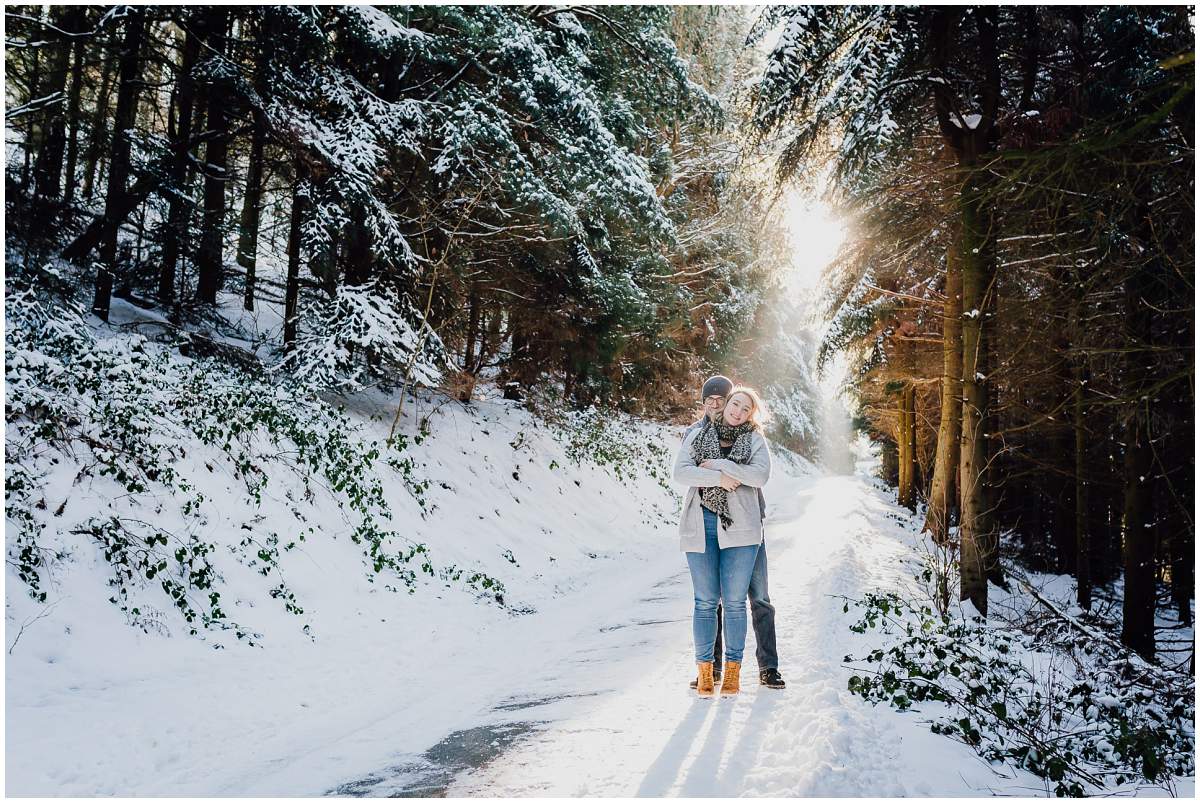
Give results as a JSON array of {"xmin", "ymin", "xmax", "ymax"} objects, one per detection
[{"xmin": 711, "ymin": 540, "xmax": 777, "ymax": 672}]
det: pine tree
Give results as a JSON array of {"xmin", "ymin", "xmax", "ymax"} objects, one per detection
[
  {"xmin": 749, "ymin": 5, "xmax": 1194, "ymax": 625},
  {"xmin": 30, "ymin": 5, "xmax": 84, "ymax": 202},
  {"xmin": 90, "ymin": 6, "xmax": 147, "ymax": 322},
  {"xmin": 194, "ymin": 7, "xmax": 232, "ymax": 306},
  {"xmin": 159, "ymin": 8, "xmax": 201, "ymax": 306}
]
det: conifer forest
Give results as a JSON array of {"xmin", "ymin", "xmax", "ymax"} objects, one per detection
[{"xmin": 4, "ymin": 5, "xmax": 1195, "ymax": 797}]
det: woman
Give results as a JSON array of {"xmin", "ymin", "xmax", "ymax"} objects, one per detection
[{"xmin": 673, "ymin": 386, "xmax": 772, "ymax": 698}]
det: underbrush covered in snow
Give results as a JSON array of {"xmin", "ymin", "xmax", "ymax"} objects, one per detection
[
  {"xmin": 844, "ymin": 592, "xmax": 1193, "ymax": 796},
  {"xmin": 8, "ymin": 266, "xmax": 606, "ymax": 645},
  {"xmin": 278, "ymin": 279, "xmax": 446, "ymax": 393},
  {"xmin": 839, "ymin": 490, "xmax": 1195, "ymax": 797},
  {"xmin": 5, "ymin": 261, "xmax": 696, "ymax": 650}
]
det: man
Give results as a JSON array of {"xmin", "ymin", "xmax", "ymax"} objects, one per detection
[{"xmin": 684, "ymin": 375, "xmax": 786, "ymax": 690}]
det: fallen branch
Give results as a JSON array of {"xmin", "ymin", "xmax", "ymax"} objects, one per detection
[
  {"xmin": 1013, "ymin": 577, "xmax": 1193, "ymax": 691},
  {"xmin": 1016, "ymin": 577, "xmax": 1141, "ymax": 662},
  {"xmin": 8, "ymin": 601, "xmax": 60, "ymax": 655}
]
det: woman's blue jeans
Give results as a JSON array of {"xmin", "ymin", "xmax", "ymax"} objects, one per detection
[{"xmin": 686, "ymin": 507, "xmax": 761, "ymax": 663}]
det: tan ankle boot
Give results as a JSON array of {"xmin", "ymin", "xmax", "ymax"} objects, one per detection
[
  {"xmin": 720, "ymin": 660, "xmax": 741, "ymax": 696},
  {"xmin": 696, "ymin": 661, "xmax": 715, "ymax": 697}
]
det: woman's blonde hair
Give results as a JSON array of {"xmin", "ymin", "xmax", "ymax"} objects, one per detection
[{"xmin": 723, "ymin": 385, "xmax": 768, "ymax": 428}]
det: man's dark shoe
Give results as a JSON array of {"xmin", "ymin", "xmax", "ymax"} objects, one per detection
[
  {"xmin": 759, "ymin": 668, "xmax": 786, "ymax": 689},
  {"xmin": 689, "ymin": 668, "xmax": 722, "ymax": 689}
]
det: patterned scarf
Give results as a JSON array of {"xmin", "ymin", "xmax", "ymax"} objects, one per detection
[{"xmin": 690, "ymin": 416, "xmax": 757, "ymax": 530}]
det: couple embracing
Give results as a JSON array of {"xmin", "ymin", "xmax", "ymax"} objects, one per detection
[{"xmin": 672, "ymin": 375, "xmax": 786, "ymax": 698}]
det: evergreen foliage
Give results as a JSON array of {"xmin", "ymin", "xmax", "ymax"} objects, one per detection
[
  {"xmin": 4, "ymin": 5, "xmax": 814, "ymax": 634},
  {"xmin": 749, "ymin": 3, "xmax": 1193, "ymax": 647}
]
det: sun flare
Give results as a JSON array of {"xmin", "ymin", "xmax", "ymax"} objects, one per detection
[{"xmin": 782, "ymin": 190, "xmax": 847, "ymax": 297}]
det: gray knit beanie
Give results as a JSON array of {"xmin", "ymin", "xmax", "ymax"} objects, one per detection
[{"xmin": 701, "ymin": 375, "xmax": 734, "ymax": 400}]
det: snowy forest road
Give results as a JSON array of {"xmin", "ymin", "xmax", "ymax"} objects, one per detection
[{"xmin": 327, "ymin": 466, "xmax": 1007, "ymax": 797}]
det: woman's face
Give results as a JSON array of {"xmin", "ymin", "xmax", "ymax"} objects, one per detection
[{"xmin": 723, "ymin": 393, "xmax": 754, "ymax": 427}]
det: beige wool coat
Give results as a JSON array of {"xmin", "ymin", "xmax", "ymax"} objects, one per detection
[{"xmin": 672, "ymin": 426, "xmax": 772, "ymax": 552}]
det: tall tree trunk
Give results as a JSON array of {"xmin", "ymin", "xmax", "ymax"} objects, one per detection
[
  {"xmin": 185, "ymin": 90, "xmax": 208, "ymax": 189},
  {"xmin": 1120, "ymin": 265, "xmax": 1156, "ymax": 660},
  {"xmin": 898, "ymin": 384, "xmax": 917, "ymax": 510},
  {"xmin": 958, "ymin": 171, "xmax": 994, "ymax": 617},
  {"xmin": 1095, "ymin": 432, "xmax": 1122, "ymax": 585},
  {"xmin": 1023, "ymin": 474, "xmax": 1042, "ymax": 566},
  {"xmin": 344, "ymin": 218, "xmax": 373, "ymax": 287},
  {"xmin": 1052, "ymin": 351, "xmax": 1076, "ymax": 572},
  {"xmin": 23, "ymin": 20, "xmax": 42, "ymax": 191},
  {"xmin": 309, "ymin": 224, "xmax": 341, "ymax": 298},
  {"xmin": 897, "ymin": 390, "xmax": 910, "ymax": 507},
  {"xmin": 238, "ymin": 121, "xmax": 266, "ymax": 309},
  {"xmin": 503, "ymin": 315, "xmax": 529, "ymax": 400},
  {"xmin": 195, "ymin": 7, "xmax": 231, "ymax": 306},
  {"xmin": 159, "ymin": 11, "xmax": 200, "ymax": 304},
  {"xmin": 1073, "ymin": 370, "xmax": 1091, "ymax": 610},
  {"xmin": 238, "ymin": 19, "xmax": 269, "ymax": 311},
  {"xmin": 459, "ymin": 283, "xmax": 482, "ymax": 402},
  {"xmin": 906, "ymin": 385, "xmax": 918, "ymax": 505},
  {"xmin": 930, "ymin": 5, "xmax": 1002, "ymax": 617},
  {"xmin": 1121, "ymin": 407, "xmax": 1156, "ymax": 660},
  {"xmin": 90, "ymin": 7, "xmax": 146, "ymax": 322},
  {"xmin": 32, "ymin": 5, "xmax": 81, "ymax": 201},
  {"xmin": 463, "ymin": 284, "xmax": 480, "ymax": 368},
  {"xmin": 80, "ymin": 60, "xmax": 115, "ymax": 201},
  {"xmin": 881, "ymin": 440, "xmax": 899, "ymax": 486},
  {"xmin": 980, "ymin": 270, "xmax": 1007, "ymax": 591},
  {"xmin": 1169, "ymin": 491, "xmax": 1194, "ymax": 627},
  {"xmin": 1166, "ymin": 397, "xmax": 1193, "ymax": 626},
  {"xmin": 62, "ymin": 10, "xmax": 88, "ymax": 205},
  {"xmin": 924, "ymin": 231, "xmax": 963, "ymax": 542},
  {"xmin": 1070, "ymin": 287, "xmax": 1092, "ymax": 610},
  {"xmin": 283, "ymin": 165, "xmax": 307, "ymax": 354}
]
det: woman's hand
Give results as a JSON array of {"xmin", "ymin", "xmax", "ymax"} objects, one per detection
[
  {"xmin": 718, "ymin": 473, "xmax": 741, "ymax": 491},
  {"xmin": 700, "ymin": 459, "xmax": 717, "ymax": 469}
]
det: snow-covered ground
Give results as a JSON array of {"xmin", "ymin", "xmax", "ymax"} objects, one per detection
[
  {"xmin": 6, "ymin": 382, "xmax": 1194, "ymax": 796},
  {"xmin": 439, "ymin": 467, "xmax": 961, "ymax": 797},
  {"xmin": 5, "ymin": 379, "xmax": 684, "ymax": 796},
  {"xmin": 431, "ymin": 463, "xmax": 1078, "ymax": 798}
]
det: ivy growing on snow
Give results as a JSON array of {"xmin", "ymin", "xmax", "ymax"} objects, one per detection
[
  {"xmin": 5, "ymin": 267, "xmax": 503, "ymax": 641},
  {"xmin": 841, "ymin": 590, "xmax": 1194, "ymax": 796}
]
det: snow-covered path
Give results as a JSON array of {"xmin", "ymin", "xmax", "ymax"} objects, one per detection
[
  {"xmin": 448, "ymin": 472, "xmax": 912, "ymax": 797},
  {"xmin": 332, "ymin": 468, "xmax": 1018, "ymax": 797}
]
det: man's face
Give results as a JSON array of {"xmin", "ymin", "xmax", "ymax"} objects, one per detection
[{"xmin": 703, "ymin": 394, "xmax": 726, "ymax": 420}]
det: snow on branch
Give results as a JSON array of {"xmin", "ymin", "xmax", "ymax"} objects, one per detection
[{"xmin": 278, "ymin": 281, "xmax": 445, "ymax": 392}]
